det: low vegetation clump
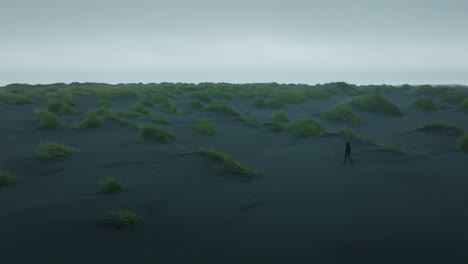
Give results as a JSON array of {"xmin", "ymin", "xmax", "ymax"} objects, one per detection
[
  {"xmin": 269, "ymin": 111, "xmax": 289, "ymax": 123},
  {"xmin": 456, "ymin": 133, "xmax": 468, "ymax": 152},
  {"xmin": 190, "ymin": 99, "xmax": 204, "ymax": 108},
  {"xmin": 351, "ymin": 95, "xmax": 404, "ymax": 116},
  {"xmin": 441, "ymin": 92, "xmax": 466, "ymax": 103},
  {"xmin": 34, "ymin": 108, "xmax": 69, "ymax": 129},
  {"xmin": 130, "ymin": 103, "xmax": 150, "ymax": 115},
  {"xmin": 336, "ymin": 127, "xmax": 407, "ymax": 155},
  {"xmin": 289, "ymin": 119, "xmax": 326, "ymax": 137},
  {"xmin": 198, "ymin": 148, "xmax": 261, "ymax": 179},
  {"xmin": 0, "ymin": 170, "xmax": 14, "ymax": 186},
  {"xmin": 163, "ymin": 100, "xmax": 184, "ymax": 115},
  {"xmin": 302, "ymin": 87, "xmax": 331, "ymax": 100},
  {"xmin": 138, "ymin": 123, "xmax": 175, "ymax": 143},
  {"xmin": 0, "ymin": 91, "xmax": 33, "ymax": 104},
  {"xmin": 190, "ymin": 93, "xmax": 212, "ymax": 103},
  {"xmin": 176, "ymin": 145, "xmax": 188, "ymax": 151},
  {"xmin": 152, "ymin": 113, "xmax": 169, "ymax": 124},
  {"xmin": 35, "ymin": 141, "xmax": 79, "ymax": 159},
  {"xmin": 97, "ymin": 98, "xmax": 112, "ymax": 108},
  {"xmin": 264, "ymin": 121, "xmax": 288, "ymax": 132},
  {"xmin": 411, "ymin": 85, "xmax": 452, "ymax": 96},
  {"xmin": 139, "ymin": 99, "xmax": 155, "ymax": 108},
  {"xmin": 75, "ymin": 112, "xmax": 105, "ymax": 130},
  {"xmin": 194, "ymin": 119, "xmax": 216, "ymax": 136},
  {"xmin": 152, "ymin": 92, "xmax": 170, "ymax": 103},
  {"xmin": 268, "ymin": 99, "xmax": 284, "ymax": 109},
  {"xmin": 251, "ymin": 97, "xmax": 267, "ymax": 107},
  {"xmin": 204, "ymin": 101, "xmax": 241, "ymax": 117},
  {"xmin": 106, "ymin": 209, "xmax": 141, "ymax": 229},
  {"xmin": 410, "ymin": 97, "xmax": 438, "ymax": 111},
  {"xmin": 271, "ymin": 90, "xmax": 306, "ymax": 104},
  {"xmin": 46, "ymin": 98, "xmax": 75, "ymax": 115},
  {"xmin": 99, "ymin": 177, "xmax": 127, "ymax": 194},
  {"xmin": 417, "ymin": 123, "xmax": 464, "ymax": 136},
  {"xmin": 459, "ymin": 98, "xmax": 468, "ymax": 109},
  {"xmin": 107, "ymin": 113, "xmax": 132, "ymax": 126},
  {"xmin": 243, "ymin": 116, "xmax": 260, "ymax": 126},
  {"xmin": 321, "ymin": 103, "xmax": 362, "ymax": 125},
  {"xmin": 114, "ymin": 110, "xmax": 141, "ymax": 117}
]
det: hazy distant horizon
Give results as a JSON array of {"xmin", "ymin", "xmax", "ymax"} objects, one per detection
[{"xmin": 1, "ymin": 0, "xmax": 467, "ymax": 86}]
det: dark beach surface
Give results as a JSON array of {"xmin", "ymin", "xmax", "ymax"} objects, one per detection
[{"xmin": 0, "ymin": 83, "xmax": 467, "ymax": 263}]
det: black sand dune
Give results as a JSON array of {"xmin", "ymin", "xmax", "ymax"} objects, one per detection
[{"xmin": 1, "ymin": 84, "xmax": 467, "ymax": 264}]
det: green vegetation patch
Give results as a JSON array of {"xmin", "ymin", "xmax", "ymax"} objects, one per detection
[
  {"xmin": 35, "ymin": 141, "xmax": 79, "ymax": 159},
  {"xmin": 0, "ymin": 170, "xmax": 14, "ymax": 187},
  {"xmin": 75, "ymin": 112, "xmax": 105, "ymax": 130},
  {"xmin": 417, "ymin": 123, "xmax": 464, "ymax": 136},
  {"xmin": 99, "ymin": 177, "xmax": 127, "ymax": 194},
  {"xmin": 321, "ymin": 103, "xmax": 362, "ymax": 125},
  {"xmin": 46, "ymin": 98, "xmax": 75, "ymax": 115},
  {"xmin": 198, "ymin": 148, "xmax": 261, "ymax": 179},
  {"xmin": 336, "ymin": 127, "xmax": 407, "ymax": 155},
  {"xmin": 190, "ymin": 93, "xmax": 212, "ymax": 103},
  {"xmin": 264, "ymin": 121, "xmax": 289, "ymax": 132},
  {"xmin": 138, "ymin": 123, "xmax": 175, "ymax": 143},
  {"xmin": 0, "ymin": 92, "xmax": 33, "ymax": 104},
  {"xmin": 190, "ymin": 99, "xmax": 204, "ymax": 108},
  {"xmin": 130, "ymin": 103, "xmax": 150, "ymax": 115},
  {"xmin": 302, "ymin": 86, "xmax": 331, "ymax": 100},
  {"xmin": 271, "ymin": 90, "xmax": 306, "ymax": 104},
  {"xmin": 459, "ymin": 98, "xmax": 468, "ymax": 109},
  {"xmin": 243, "ymin": 116, "xmax": 260, "ymax": 126},
  {"xmin": 269, "ymin": 111, "xmax": 289, "ymax": 123},
  {"xmin": 289, "ymin": 119, "xmax": 326, "ymax": 137},
  {"xmin": 251, "ymin": 97, "xmax": 268, "ymax": 107},
  {"xmin": 106, "ymin": 209, "xmax": 141, "ymax": 229},
  {"xmin": 411, "ymin": 85, "xmax": 453, "ymax": 96},
  {"xmin": 441, "ymin": 92, "xmax": 466, "ymax": 103},
  {"xmin": 350, "ymin": 95, "xmax": 404, "ymax": 116},
  {"xmin": 152, "ymin": 113, "xmax": 169, "ymax": 124},
  {"xmin": 176, "ymin": 146, "xmax": 188, "ymax": 152},
  {"xmin": 194, "ymin": 119, "xmax": 216, "ymax": 136},
  {"xmin": 410, "ymin": 97, "xmax": 438, "ymax": 111},
  {"xmin": 34, "ymin": 108, "xmax": 69, "ymax": 129},
  {"xmin": 268, "ymin": 99, "xmax": 284, "ymax": 109},
  {"xmin": 204, "ymin": 101, "xmax": 241, "ymax": 117},
  {"xmin": 163, "ymin": 100, "xmax": 184, "ymax": 115},
  {"xmin": 456, "ymin": 133, "xmax": 468, "ymax": 152}
]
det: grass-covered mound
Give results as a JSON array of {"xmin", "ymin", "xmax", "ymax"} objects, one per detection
[
  {"xmin": 138, "ymin": 123, "xmax": 175, "ymax": 143},
  {"xmin": 268, "ymin": 99, "xmax": 284, "ymax": 109},
  {"xmin": 176, "ymin": 145, "xmax": 188, "ymax": 152},
  {"xmin": 194, "ymin": 119, "xmax": 216, "ymax": 136},
  {"xmin": 321, "ymin": 103, "xmax": 362, "ymax": 125},
  {"xmin": 130, "ymin": 103, "xmax": 150, "ymax": 115},
  {"xmin": 0, "ymin": 170, "xmax": 14, "ymax": 187},
  {"xmin": 152, "ymin": 113, "xmax": 169, "ymax": 124},
  {"xmin": 34, "ymin": 108, "xmax": 69, "ymax": 129},
  {"xmin": 75, "ymin": 112, "xmax": 105, "ymax": 130},
  {"xmin": 301, "ymin": 86, "xmax": 331, "ymax": 100},
  {"xmin": 456, "ymin": 133, "xmax": 468, "ymax": 152},
  {"xmin": 204, "ymin": 101, "xmax": 241, "ymax": 117},
  {"xmin": 410, "ymin": 97, "xmax": 438, "ymax": 111},
  {"xmin": 441, "ymin": 92, "xmax": 466, "ymax": 103},
  {"xmin": 242, "ymin": 116, "xmax": 261, "ymax": 126},
  {"xmin": 417, "ymin": 123, "xmax": 464, "ymax": 136},
  {"xmin": 289, "ymin": 119, "xmax": 326, "ymax": 137},
  {"xmin": 269, "ymin": 111, "xmax": 289, "ymax": 123},
  {"xmin": 411, "ymin": 85, "xmax": 453, "ymax": 96},
  {"xmin": 0, "ymin": 91, "xmax": 32, "ymax": 104},
  {"xmin": 46, "ymin": 98, "xmax": 75, "ymax": 115},
  {"xmin": 163, "ymin": 100, "xmax": 184, "ymax": 115},
  {"xmin": 459, "ymin": 98, "xmax": 468, "ymax": 109},
  {"xmin": 35, "ymin": 141, "xmax": 79, "ymax": 159},
  {"xmin": 264, "ymin": 121, "xmax": 288, "ymax": 132},
  {"xmin": 271, "ymin": 90, "xmax": 306, "ymax": 104},
  {"xmin": 350, "ymin": 95, "xmax": 404, "ymax": 116},
  {"xmin": 106, "ymin": 209, "xmax": 141, "ymax": 229},
  {"xmin": 336, "ymin": 127, "xmax": 407, "ymax": 155},
  {"xmin": 251, "ymin": 97, "xmax": 268, "ymax": 107},
  {"xmin": 198, "ymin": 148, "xmax": 261, "ymax": 180},
  {"xmin": 99, "ymin": 177, "xmax": 127, "ymax": 194},
  {"xmin": 190, "ymin": 99, "xmax": 204, "ymax": 108},
  {"xmin": 190, "ymin": 93, "xmax": 212, "ymax": 103}
]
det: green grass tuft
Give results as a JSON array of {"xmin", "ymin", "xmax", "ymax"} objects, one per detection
[
  {"xmin": 264, "ymin": 121, "xmax": 289, "ymax": 132},
  {"xmin": 417, "ymin": 123, "xmax": 464, "ymax": 136},
  {"xmin": 243, "ymin": 116, "xmax": 260, "ymax": 126},
  {"xmin": 456, "ymin": 133, "xmax": 468, "ymax": 152},
  {"xmin": 269, "ymin": 111, "xmax": 289, "ymax": 123},
  {"xmin": 198, "ymin": 148, "xmax": 261, "ymax": 179},
  {"xmin": 35, "ymin": 141, "xmax": 79, "ymax": 159},
  {"xmin": 190, "ymin": 99, "xmax": 204, "ymax": 108},
  {"xmin": 0, "ymin": 170, "xmax": 14, "ymax": 186},
  {"xmin": 75, "ymin": 112, "xmax": 105, "ymax": 130},
  {"xmin": 336, "ymin": 127, "xmax": 407, "ymax": 154},
  {"xmin": 204, "ymin": 101, "xmax": 241, "ymax": 117},
  {"xmin": 176, "ymin": 145, "xmax": 188, "ymax": 151},
  {"xmin": 34, "ymin": 108, "xmax": 68, "ymax": 129},
  {"xmin": 459, "ymin": 98, "xmax": 468, "ymax": 109},
  {"xmin": 152, "ymin": 113, "xmax": 169, "ymax": 124},
  {"xmin": 99, "ymin": 177, "xmax": 127, "ymax": 193},
  {"xmin": 194, "ymin": 119, "xmax": 216, "ymax": 136},
  {"xmin": 271, "ymin": 90, "xmax": 306, "ymax": 104},
  {"xmin": 0, "ymin": 92, "xmax": 33, "ymax": 104},
  {"xmin": 163, "ymin": 100, "xmax": 184, "ymax": 115},
  {"xmin": 410, "ymin": 97, "xmax": 438, "ymax": 111},
  {"xmin": 289, "ymin": 119, "xmax": 326, "ymax": 137},
  {"xmin": 130, "ymin": 103, "xmax": 150, "ymax": 115},
  {"xmin": 441, "ymin": 92, "xmax": 466, "ymax": 103},
  {"xmin": 190, "ymin": 93, "xmax": 212, "ymax": 103},
  {"xmin": 351, "ymin": 95, "xmax": 404, "ymax": 116},
  {"xmin": 268, "ymin": 99, "xmax": 284, "ymax": 109},
  {"xmin": 321, "ymin": 103, "xmax": 362, "ymax": 125},
  {"xmin": 251, "ymin": 97, "xmax": 267, "ymax": 107},
  {"xmin": 106, "ymin": 209, "xmax": 141, "ymax": 229},
  {"xmin": 138, "ymin": 123, "xmax": 175, "ymax": 143}
]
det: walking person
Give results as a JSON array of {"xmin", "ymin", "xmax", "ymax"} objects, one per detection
[{"xmin": 344, "ymin": 141, "xmax": 354, "ymax": 164}]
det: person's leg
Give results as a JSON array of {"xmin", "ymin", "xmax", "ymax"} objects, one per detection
[
  {"xmin": 349, "ymin": 154, "xmax": 354, "ymax": 164},
  {"xmin": 344, "ymin": 153, "xmax": 347, "ymax": 163}
]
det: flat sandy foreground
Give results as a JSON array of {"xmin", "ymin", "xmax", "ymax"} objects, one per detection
[{"xmin": 0, "ymin": 83, "xmax": 467, "ymax": 264}]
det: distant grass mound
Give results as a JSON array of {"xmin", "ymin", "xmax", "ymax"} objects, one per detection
[
  {"xmin": 264, "ymin": 121, "xmax": 288, "ymax": 132},
  {"xmin": 190, "ymin": 99, "xmax": 204, "ymax": 108},
  {"xmin": 163, "ymin": 100, "xmax": 184, "ymax": 115},
  {"xmin": 34, "ymin": 108, "xmax": 68, "ymax": 129},
  {"xmin": 198, "ymin": 148, "xmax": 261, "ymax": 180},
  {"xmin": 152, "ymin": 113, "xmax": 169, "ymax": 124},
  {"xmin": 152, "ymin": 92, "xmax": 170, "ymax": 103},
  {"xmin": 268, "ymin": 99, "xmax": 284, "ymax": 109},
  {"xmin": 269, "ymin": 111, "xmax": 289, "ymax": 123},
  {"xmin": 350, "ymin": 95, "xmax": 404, "ymax": 116},
  {"xmin": 459, "ymin": 98, "xmax": 468, "ymax": 109},
  {"xmin": 35, "ymin": 141, "xmax": 79, "ymax": 159},
  {"xmin": 130, "ymin": 103, "xmax": 150, "ymax": 115},
  {"xmin": 441, "ymin": 92, "xmax": 466, "ymax": 103},
  {"xmin": 411, "ymin": 85, "xmax": 452, "ymax": 96},
  {"xmin": 410, "ymin": 97, "xmax": 438, "ymax": 111},
  {"xmin": 289, "ymin": 119, "xmax": 326, "ymax": 137},
  {"xmin": 0, "ymin": 92, "xmax": 32, "ymax": 104},
  {"xmin": 190, "ymin": 93, "xmax": 212, "ymax": 103},
  {"xmin": 302, "ymin": 87, "xmax": 331, "ymax": 100},
  {"xmin": 251, "ymin": 97, "xmax": 268, "ymax": 107},
  {"xmin": 138, "ymin": 123, "xmax": 175, "ymax": 143},
  {"xmin": 0, "ymin": 170, "xmax": 14, "ymax": 187},
  {"xmin": 336, "ymin": 127, "xmax": 407, "ymax": 155},
  {"xmin": 106, "ymin": 209, "xmax": 141, "ymax": 229},
  {"xmin": 205, "ymin": 101, "xmax": 241, "ymax": 117},
  {"xmin": 271, "ymin": 90, "xmax": 306, "ymax": 104},
  {"xmin": 107, "ymin": 113, "xmax": 132, "ymax": 127},
  {"xmin": 46, "ymin": 98, "xmax": 75, "ymax": 115},
  {"xmin": 139, "ymin": 99, "xmax": 155, "ymax": 108},
  {"xmin": 321, "ymin": 103, "xmax": 362, "ymax": 125},
  {"xmin": 75, "ymin": 112, "xmax": 104, "ymax": 130},
  {"xmin": 456, "ymin": 133, "xmax": 468, "ymax": 152},
  {"xmin": 99, "ymin": 177, "xmax": 127, "ymax": 194},
  {"xmin": 176, "ymin": 145, "xmax": 188, "ymax": 152},
  {"xmin": 417, "ymin": 123, "xmax": 464, "ymax": 136},
  {"xmin": 194, "ymin": 119, "xmax": 216, "ymax": 136},
  {"xmin": 242, "ymin": 116, "xmax": 260, "ymax": 126}
]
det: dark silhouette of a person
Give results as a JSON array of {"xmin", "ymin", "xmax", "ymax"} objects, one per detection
[{"xmin": 344, "ymin": 141, "xmax": 354, "ymax": 164}]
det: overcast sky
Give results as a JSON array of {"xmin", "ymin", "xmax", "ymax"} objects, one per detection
[{"xmin": 1, "ymin": 0, "xmax": 467, "ymax": 86}]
